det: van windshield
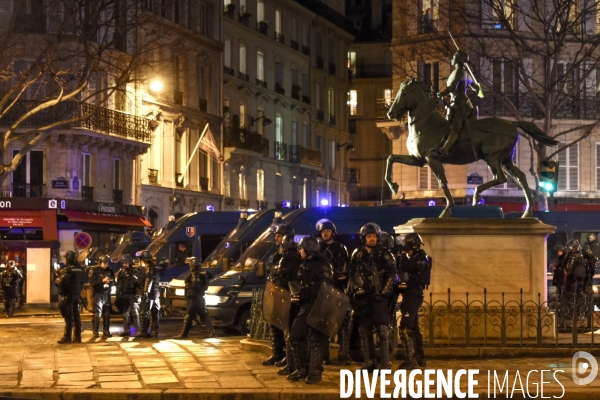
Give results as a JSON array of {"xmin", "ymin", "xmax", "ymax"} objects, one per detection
[
  {"xmin": 203, "ymin": 241, "xmax": 237, "ymax": 267},
  {"xmin": 232, "ymin": 242, "xmax": 272, "ymax": 272},
  {"xmin": 147, "ymin": 239, "xmax": 167, "ymax": 256}
]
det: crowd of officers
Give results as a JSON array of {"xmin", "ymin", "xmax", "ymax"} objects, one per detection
[
  {"xmin": 552, "ymin": 234, "xmax": 599, "ymax": 299},
  {"xmin": 53, "ymin": 250, "xmax": 216, "ymax": 344},
  {"xmin": 1, "ymin": 258, "xmax": 25, "ymax": 318},
  {"xmin": 262, "ymin": 219, "xmax": 432, "ymax": 384}
]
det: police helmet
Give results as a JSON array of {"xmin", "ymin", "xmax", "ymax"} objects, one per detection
[
  {"xmin": 274, "ymin": 225, "xmax": 295, "ymax": 236},
  {"xmin": 360, "ymin": 223, "xmax": 381, "ymax": 243},
  {"xmin": 138, "ymin": 250, "xmax": 153, "ymax": 262},
  {"xmin": 7, "ymin": 260, "xmax": 15, "ymax": 268},
  {"xmin": 186, "ymin": 256, "xmax": 201, "ymax": 268},
  {"xmin": 379, "ymin": 231, "xmax": 394, "ymax": 249},
  {"xmin": 566, "ymin": 239, "xmax": 581, "ymax": 253},
  {"xmin": 315, "ymin": 219, "xmax": 337, "ymax": 235},
  {"xmin": 120, "ymin": 254, "xmax": 133, "ymax": 264},
  {"xmin": 298, "ymin": 236, "xmax": 321, "ymax": 254},
  {"xmin": 98, "ymin": 255, "xmax": 111, "ymax": 265},
  {"xmin": 65, "ymin": 251, "xmax": 77, "ymax": 263},
  {"xmin": 403, "ymin": 233, "xmax": 424, "ymax": 249},
  {"xmin": 282, "ymin": 234, "xmax": 297, "ymax": 250}
]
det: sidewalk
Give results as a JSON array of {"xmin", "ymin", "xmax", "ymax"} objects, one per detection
[{"xmin": 0, "ymin": 337, "xmax": 599, "ymax": 399}]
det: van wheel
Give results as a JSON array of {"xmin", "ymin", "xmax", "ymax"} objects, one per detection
[{"xmin": 237, "ymin": 309, "xmax": 250, "ymax": 336}]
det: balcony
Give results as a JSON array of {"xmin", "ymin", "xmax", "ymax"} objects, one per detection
[
  {"xmin": 291, "ymin": 92, "xmax": 300, "ymax": 100},
  {"xmin": 376, "ymin": 100, "xmax": 391, "ymax": 119},
  {"xmin": 275, "ymin": 84, "xmax": 285, "ymax": 95},
  {"xmin": 224, "ymin": 196, "xmax": 235, "ymax": 207},
  {"xmin": 275, "ymin": 32, "xmax": 285, "ymax": 44},
  {"xmin": 239, "ymin": 198, "xmax": 250, "ymax": 209},
  {"xmin": 316, "ymin": 57, "xmax": 324, "ymax": 70},
  {"xmin": 317, "ymin": 110, "xmax": 325, "ymax": 123},
  {"xmin": 11, "ymin": 183, "xmax": 45, "ymax": 198},
  {"xmin": 328, "ymin": 62, "xmax": 336, "ymax": 76},
  {"xmin": 0, "ymin": 100, "xmax": 152, "ymax": 142},
  {"xmin": 354, "ymin": 63, "xmax": 393, "ymax": 79},
  {"xmin": 199, "ymin": 98, "xmax": 208, "ymax": 112},
  {"xmin": 225, "ymin": 127, "xmax": 269, "ymax": 156},
  {"xmin": 257, "ymin": 21, "xmax": 269, "ymax": 35},
  {"xmin": 200, "ymin": 177, "xmax": 209, "ymax": 191},
  {"xmin": 148, "ymin": 169, "xmax": 158, "ymax": 184},
  {"xmin": 113, "ymin": 189, "xmax": 123, "ymax": 204},
  {"xmin": 224, "ymin": 66, "xmax": 235, "ymax": 76},
  {"xmin": 257, "ymin": 200, "xmax": 268, "ymax": 210},
  {"xmin": 256, "ymin": 79, "xmax": 268, "ymax": 89},
  {"xmin": 345, "ymin": 168, "xmax": 359, "ymax": 184},
  {"xmin": 473, "ymin": 94, "xmax": 600, "ymax": 120},
  {"xmin": 289, "ymin": 145, "xmax": 322, "ymax": 167},
  {"xmin": 224, "ymin": 4, "xmax": 235, "ymax": 18},
  {"xmin": 291, "ymin": 200, "xmax": 300, "ymax": 209},
  {"xmin": 238, "ymin": 72, "xmax": 249, "ymax": 82},
  {"xmin": 302, "ymin": 96, "xmax": 311, "ymax": 104},
  {"xmin": 239, "ymin": 13, "xmax": 250, "ymax": 26},
  {"xmin": 301, "ymin": 45, "xmax": 310, "ymax": 56},
  {"xmin": 82, "ymin": 186, "xmax": 94, "ymax": 202},
  {"xmin": 350, "ymin": 186, "xmax": 391, "ymax": 201},
  {"xmin": 275, "ymin": 141, "xmax": 288, "ymax": 161},
  {"xmin": 417, "ymin": 18, "xmax": 438, "ymax": 34},
  {"xmin": 291, "ymin": 40, "xmax": 300, "ymax": 50},
  {"xmin": 329, "ymin": 114, "xmax": 336, "ymax": 126},
  {"xmin": 175, "ymin": 173, "xmax": 184, "ymax": 188}
]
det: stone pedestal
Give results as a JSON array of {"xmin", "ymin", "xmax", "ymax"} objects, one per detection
[{"xmin": 394, "ymin": 218, "xmax": 556, "ymax": 342}]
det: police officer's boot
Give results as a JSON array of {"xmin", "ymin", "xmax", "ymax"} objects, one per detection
[
  {"xmin": 398, "ymin": 327, "xmax": 418, "ymax": 369},
  {"xmin": 322, "ymin": 340, "xmax": 330, "ymax": 365},
  {"xmin": 305, "ymin": 341, "xmax": 324, "ymax": 384},
  {"xmin": 278, "ymin": 341, "xmax": 295, "ymax": 375},
  {"xmin": 203, "ymin": 315, "xmax": 217, "ymax": 338},
  {"xmin": 92, "ymin": 313, "xmax": 101, "ymax": 338},
  {"xmin": 102, "ymin": 309, "xmax": 112, "ymax": 337},
  {"xmin": 287, "ymin": 341, "xmax": 308, "ymax": 381},
  {"xmin": 359, "ymin": 327, "xmax": 376, "ymax": 372},
  {"xmin": 148, "ymin": 312, "xmax": 159, "ymax": 338},
  {"xmin": 73, "ymin": 321, "xmax": 82, "ymax": 343},
  {"xmin": 120, "ymin": 314, "xmax": 131, "ymax": 337},
  {"xmin": 135, "ymin": 316, "xmax": 149, "ymax": 338},
  {"xmin": 332, "ymin": 324, "xmax": 352, "ymax": 365},
  {"xmin": 57, "ymin": 322, "xmax": 72, "ymax": 344},
  {"xmin": 132, "ymin": 311, "xmax": 142, "ymax": 338},
  {"xmin": 177, "ymin": 315, "xmax": 193, "ymax": 339},
  {"xmin": 377, "ymin": 325, "xmax": 391, "ymax": 369},
  {"xmin": 8, "ymin": 298, "xmax": 16, "ymax": 318}
]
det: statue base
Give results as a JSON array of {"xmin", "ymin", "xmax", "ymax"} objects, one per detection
[{"xmin": 394, "ymin": 217, "xmax": 556, "ymax": 342}]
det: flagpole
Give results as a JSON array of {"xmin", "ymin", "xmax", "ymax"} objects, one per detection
[{"xmin": 178, "ymin": 122, "xmax": 209, "ymax": 184}]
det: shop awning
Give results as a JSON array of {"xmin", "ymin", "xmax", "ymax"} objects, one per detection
[{"xmin": 62, "ymin": 210, "xmax": 152, "ymax": 227}]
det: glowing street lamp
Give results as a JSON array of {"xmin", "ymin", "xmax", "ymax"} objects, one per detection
[{"xmin": 149, "ymin": 79, "xmax": 163, "ymax": 92}]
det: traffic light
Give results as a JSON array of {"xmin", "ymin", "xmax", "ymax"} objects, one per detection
[{"xmin": 539, "ymin": 160, "xmax": 559, "ymax": 193}]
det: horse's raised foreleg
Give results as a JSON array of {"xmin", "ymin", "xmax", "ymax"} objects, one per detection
[
  {"xmin": 473, "ymin": 159, "xmax": 507, "ymax": 206},
  {"xmin": 385, "ymin": 154, "xmax": 426, "ymax": 196},
  {"xmin": 427, "ymin": 158, "xmax": 454, "ymax": 218},
  {"xmin": 502, "ymin": 158, "xmax": 535, "ymax": 218}
]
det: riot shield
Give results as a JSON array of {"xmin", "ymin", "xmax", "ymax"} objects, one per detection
[
  {"xmin": 262, "ymin": 280, "xmax": 291, "ymax": 331},
  {"xmin": 307, "ymin": 282, "xmax": 350, "ymax": 337}
]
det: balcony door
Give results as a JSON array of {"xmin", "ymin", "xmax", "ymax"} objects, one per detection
[{"xmin": 12, "ymin": 150, "xmax": 44, "ymax": 197}]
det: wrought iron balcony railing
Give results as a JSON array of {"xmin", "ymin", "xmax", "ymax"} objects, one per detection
[
  {"xmin": 0, "ymin": 100, "xmax": 152, "ymax": 142},
  {"xmin": 376, "ymin": 99, "xmax": 391, "ymax": 119},
  {"xmin": 301, "ymin": 45, "xmax": 310, "ymax": 56},
  {"xmin": 224, "ymin": 127, "xmax": 269, "ymax": 156},
  {"xmin": 275, "ymin": 32, "xmax": 285, "ymax": 43},
  {"xmin": 113, "ymin": 189, "xmax": 123, "ymax": 204},
  {"xmin": 302, "ymin": 96, "xmax": 311, "ymax": 104},
  {"xmin": 275, "ymin": 84, "xmax": 285, "ymax": 95},
  {"xmin": 345, "ymin": 168, "xmax": 359, "ymax": 183},
  {"xmin": 256, "ymin": 79, "xmax": 267, "ymax": 89},
  {"xmin": 148, "ymin": 169, "xmax": 158, "ymax": 184},
  {"xmin": 289, "ymin": 145, "xmax": 321, "ymax": 167},
  {"xmin": 11, "ymin": 183, "xmax": 45, "ymax": 198},
  {"xmin": 224, "ymin": 66, "xmax": 235, "ymax": 76},
  {"xmin": 474, "ymin": 94, "xmax": 600, "ymax": 120},
  {"xmin": 329, "ymin": 114, "xmax": 336, "ymax": 126},
  {"xmin": 224, "ymin": 196, "xmax": 235, "ymax": 207},
  {"xmin": 328, "ymin": 62, "xmax": 336, "ymax": 75},
  {"xmin": 317, "ymin": 110, "xmax": 325, "ymax": 123},
  {"xmin": 200, "ymin": 177, "xmax": 209, "ymax": 191},
  {"xmin": 274, "ymin": 141, "xmax": 287, "ymax": 161},
  {"xmin": 82, "ymin": 186, "xmax": 94, "ymax": 202},
  {"xmin": 238, "ymin": 72, "xmax": 249, "ymax": 82},
  {"xmin": 239, "ymin": 198, "xmax": 250, "ymax": 208},
  {"xmin": 291, "ymin": 40, "xmax": 300, "ymax": 50},
  {"xmin": 257, "ymin": 200, "xmax": 268, "ymax": 210},
  {"xmin": 316, "ymin": 57, "xmax": 324, "ymax": 70}
]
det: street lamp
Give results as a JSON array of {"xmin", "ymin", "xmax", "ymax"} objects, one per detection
[
  {"xmin": 149, "ymin": 79, "xmax": 163, "ymax": 92},
  {"xmin": 250, "ymin": 115, "xmax": 272, "ymax": 127},
  {"xmin": 336, "ymin": 142, "xmax": 355, "ymax": 206}
]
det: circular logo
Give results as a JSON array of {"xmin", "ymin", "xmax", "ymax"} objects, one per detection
[{"xmin": 74, "ymin": 232, "xmax": 92, "ymax": 249}]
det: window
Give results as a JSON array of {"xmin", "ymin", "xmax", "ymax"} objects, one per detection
[
  {"xmin": 418, "ymin": 166, "xmax": 439, "ymax": 190},
  {"xmin": 291, "ymin": 121, "xmax": 297, "ymax": 145},
  {"xmin": 275, "ymin": 10, "xmax": 281, "ymax": 34},
  {"xmin": 239, "ymin": 167, "xmax": 247, "ymax": 199},
  {"xmin": 291, "ymin": 17, "xmax": 298, "ymax": 41},
  {"xmin": 328, "ymin": 39, "xmax": 335, "ymax": 64},
  {"xmin": 292, "ymin": 68, "xmax": 298, "ymax": 87},
  {"xmin": 257, "ymin": 109, "xmax": 265, "ymax": 135},
  {"xmin": 199, "ymin": 2, "xmax": 209, "ymax": 35},
  {"xmin": 257, "ymin": 0, "xmax": 265, "ymax": 22},
  {"xmin": 275, "ymin": 116, "xmax": 282, "ymax": 143},
  {"xmin": 82, "ymin": 153, "xmax": 91, "ymax": 187},
  {"xmin": 302, "ymin": 23, "xmax": 309, "ymax": 46},
  {"xmin": 198, "ymin": 63, "xmax": 206, "ymax": 103},
  {"xmin": 275, "ymin": 62, "xmax": 284, "ymax": 87},
  {"xmin": 316, "ymin": 83, "xmax": 322, "ymax": 110},
  {"xmin": 597, "ymin": 143, "xmax": 600, "ymax": 190},
  {"xmin": 302, "ymin": 73, "xmax": 309, "ymax": 97},
  {"xmin": 199, "ymin": 148, "xmax": 208, "ymax": 183},
  {"xmin": 12, "ymin": 61, "xmax": 45, "ymax": 100},
  {"xmin": 257, "ymin": 169, "xmax": 265, "ymax": 201},
  {"xmin": 317, "ymin": 136, "xmax": 324, "ymax": 165},
  {"xmin": 302, "ymin": 124, "xmax": 310, "ymax": 147},
  {"xmin": 239, "ymin": 44, "xmax": 247, "ymax": 74},
  {"xmin": 419, "ymin": 61, "xmax": 440, "ymax": 93},
  {"xmin": 240, "ymin": 0, "xmax": 246, "ymax": 13},
  {"xmin": 257, "ymin": 51, "xmax": 264, "ymax": 81},
  {"xmin": 14, "ymin": 0, "xmax": 45, "ymax": 33},
  {"xmin": 240, "ymin": 104, "xmax": 246, "ymax": 127},
  {"xmin": 315, "ymin": 33, "xmax": 323, "ymax": 58},
  {"xmin": 224, "ymin": 39, "xmax": 231, "ymax": 68},
  {"xmin": 348, "ymin": 90, "xmax": 358, "ymax": 115},
  {"xmin": 11, "ymin": 150, "xmax": 44, "ymax": 190},
  {"xmin": 384, "ymin": 89, "xmax": 393, "ymax": 104},
  {"xmin": 482, "ymin": 0, "xmax": 516, "ymax": 29},
  {"xmin": 328, "ymin": 88, "xmax": 335, "ymax": 116},
  {"xmin": 329, "ymin": 140, "xmax": 336, "ymax": 168},
  {"xmin": 558, "ymin": 143, "xmax": 579, "ymax": 191},
  {"xmin": 493, "ymin": 59, "xmax": 516, "ymax": 95},
  {"xmin": 113, "ymin": 159, "xmax": 121, "ymax": 191},
  {"xmin": 419, "ymin": 0, "xmax": 439, "ymax": 32},
  {"xmin": 348, "ymin": 52, "xmax": 357, "ymax": 76}
]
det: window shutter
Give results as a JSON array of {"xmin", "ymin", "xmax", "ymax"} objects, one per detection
[
  {"xmin": 419, "ymin": 167, "xmax": 428, "ymax": 189},
  {"xmin": 596, "ymin": 143, "xmax": 600, "ymax": 190},
  {"xmin": 569, "ymin": 143, "xmax": 579, "ymax": 191},
  {"xmin": 558, "ymin": 144, "xmax": 567, "ymax": 191}
]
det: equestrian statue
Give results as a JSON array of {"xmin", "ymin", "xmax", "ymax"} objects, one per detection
[{"xmin": 385, "ymin": 48, "xmax": 558, "ymax": 218}]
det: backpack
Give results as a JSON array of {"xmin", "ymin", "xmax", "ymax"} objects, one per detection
[{"xmin": 414, "ymin": 253, "xmax": 432, "ymax": 287}]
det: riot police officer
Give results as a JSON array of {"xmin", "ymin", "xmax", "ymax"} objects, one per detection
[
  {"xmin": 262, "ymin": 224, "xmax": 295, "ymax": 366},
  {"xmin": 14, "ymin": 257, "xmax": 25, "ymax": 308},
  {"xmin": 552, "ymin": 245, "xmax": 568, "ymax": 297},
  {"xmin": 177, "ymin": 257, "xmax": 216, "ymax": 338},
  {"xmin": 349, "ymin": 223, "xmax": 397, "ymax": 371},
  {"xmin": 1, "ymin": 261, "xmax": 22, "ymax": 318},
  {"xmin": 273, "ymin": 234, "xmax": 303, "ymax": 376},
  {"xmin": 316, "ymin": 219, "xmax": 351, "ymax": 365},
  {"xmin": 137, "ymin": 251, "xmax": 162, "ymax": 338},
  {"xmin": 56, "ymin": 251, "xmax": 85, "ymax": 344},
  {"xmin": 564, "ymin": 239, "xmax": 590, "ymax": 297},
  {"xmin": 288, "ymin": 236, "xmax": 334, "ymax": 384},
  {"xmin": 397, "ymin": 233, "xmax": 431, "ymax": 369},
  {"xmin": 115, "ymin": 254, "xmax": 143, "ymax": 337},
  {"xmin": 89, "ymin": 255, "xmax": 115, "ymax": 338}
]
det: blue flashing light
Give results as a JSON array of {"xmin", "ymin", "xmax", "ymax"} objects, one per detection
[
  {"xmin": 341, "ymin": 204, "xmax": 348, "ymax": 207},
  {"xmin": 477, "ymin": 198, "xmax": 485, "ymax": 205},
  {"xmin": 282, "ymin": 201, "xmax": 291, "ymax": 208},
  {"xmin": 320, "ymin": 199, "xmax": 329, "ymax": 206},
  {"xmin": 206, "ymin": 204, "xmax": 214, "ymax": 211},
  {"xmin": 428, "ymin": 200, "xmax": 436, "ymax": 207}
]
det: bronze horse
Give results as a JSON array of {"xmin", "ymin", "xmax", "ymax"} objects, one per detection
[{"xmin": 385, "ymin": 79, "xmax": 558, "ymax": 218}]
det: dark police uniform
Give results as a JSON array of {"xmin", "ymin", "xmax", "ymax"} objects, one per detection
[
  {"xmin": 139, "ymin": 254, "xmax": 162, "ymax": 338},
  {"xmin": 1, "ymin": 264, "xmax": 22, "ymax": 317},
  {"xmin": 56, "ymin": 253, "xmax": 84, "ymax": 343},
  {"xmin": 115, "ymin": 261, "xmax": 143, "ymax": 336},
  {"xmin": 89, "ymin": 261, "xmax": 115, "ymax": 337},
  {"xmin": 178, "ymin": 259, "xmax": 215, "ymax": 338},
  {"xmin": 552, "ymin": 247, "xmax": 568, "ymax": 297}
]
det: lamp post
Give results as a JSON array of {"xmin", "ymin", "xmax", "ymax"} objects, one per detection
[{"xmin": 337, "ymin": 142, "xmax": 354, "ymax": 206}]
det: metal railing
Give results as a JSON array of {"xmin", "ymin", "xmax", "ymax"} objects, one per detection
[
  {"xmin": 291, "ymin": 40, "xmax": 300, "ymax": 50},
  {"xmin": 317, "ymin": 110, "xmax": 325, "ymax": 122},
  {"xmin": 257, "ymin": 200, "xmax": 268, "ymax": 210},
  {"xmin": 329, "ymin": 114, "xmax": 336, "ymax": 126},
  {"xmin": 200, "ymin": 177, "xmax": 209, "ymax": 191},
  {"xmin": 301, "ymin": 45, "xmax": 310, "ymax": 56},
  {"xmin": 289, "ymin": 145, "xmax": 322, "ymax": 167},
  {"xmin": 275, "ymin": 84, "xmax": 285, "ymax": 95},
  {"xmin": 256, "ymin": 79, "xmax": 267, "ymax": 89},
  {"xmin": 274, "ymin": 141, "xmax": 287, "ymax": 161},
  {"xmin": 350, "ymin": 186, "xmax": 391, "ymax": 201},
  {"xmin": 302, "ymin": 95, "xmax": 311, "ymax": 104},
  {"xmin": 224, "ymin": 196, "xmax": 235, "ymax": 207},
  {"xmin": 224, "ymin": 127, "xmax": 269, "ymax": 156},
  {"xmin": 345, "ymin": 168, "xmax": 359, "ymax": 183},
  {"xmin": 238, "ymin": 72, "xmax": 249, "ymax": 82},
  {"xmin": 328, "ymin": 62, "xmax": 336, "ymax": 75},
  {"xmin": 82, "ymin": 186, "xmax": 94, "ymax": 202},
  {"xmin": 239, "ymin": 198, "xmax": 249, "ymax": 208},
  {"xmin": 474, "ymin": 95, "xmax": 600, "ymax": 120},
  {"xmin": 224, "ymin": 66, "xmax": 235, "ymax": 76},
  {"xmin": 113, "ymin": 189, "xmax": 123, "ymax": 204},
  {"xmin": 353, "ymin": 63, "xmax": 393, "ymax": 79},
  {"xmin": 316, "ymin": 57, "xmax": 324, "ymax": 70},
  {"xmin": 275, "ymin": 32, "xmax": 285, "ymax": 43},
  {"xmin": 376, "ymin": 100, "xmax": 391, "ymax": 119},
  {"xmin": 11, "ymin": 183, "xmax": 45, "ymax": 198},
  {"xmin": 148, "ymin": 169, "xmax": 158, "ymax": 184}
]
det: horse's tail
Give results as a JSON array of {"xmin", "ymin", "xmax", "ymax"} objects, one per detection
[{"xmin": 515, "ymin": 121, "xmax": 559, "ymax": 147}]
